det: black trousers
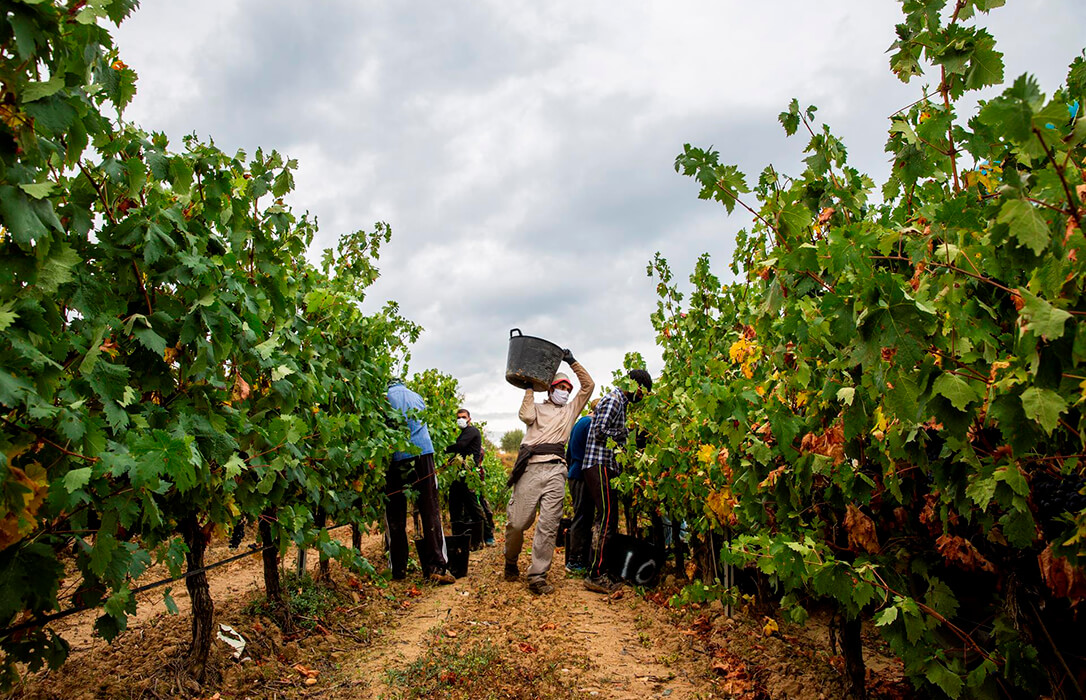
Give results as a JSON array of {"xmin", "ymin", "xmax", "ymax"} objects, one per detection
[
  {"xmin": 567, "ymin": 477, "xmax": 595, "ymax": 569},
  {"xmin": 385, "ymin": 453, "xmax": 447, "ymax": 576},
  {"xmin": 584, "ymin": 461, "xmax": 618, "ymax": 579},
  {"xmin": 479, "ymin": 493, "xmax": 495, "ymax": 541},
  {"xmin": 448, "ymin": 478, "xmax": 489, "ymax": 538}
]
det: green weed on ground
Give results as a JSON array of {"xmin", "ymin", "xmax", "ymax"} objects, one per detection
[{"xmin": 245, "ymin": 572, "xmax": 351, "ymax": 630}]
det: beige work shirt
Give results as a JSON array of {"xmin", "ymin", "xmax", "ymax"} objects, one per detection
[{"xmin": 518, "ymin": 361, "xmax": 594, "ymax": 465}]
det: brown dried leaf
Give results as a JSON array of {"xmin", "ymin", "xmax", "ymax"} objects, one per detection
[
  {"xmin": 936, "ymin": 535, "xmax": 995, "ymax": 573},
  {"xmin": 232, "ymin": 374, "xmax": 251, "ymax": 402},
  {"xmin": 800, "ymin": 425, "xmax": 847, "ymax": 466},
  {"xmin": 1066, "ymin": 216, "xmax": 1079, "ymax": 244},
  {"xmin": 99, "ymin": 337, "xmax": 120, "ymax": 358},
  {"xmin": 919, "ymin": 494, "xmax": 939, "ymax": 529},
  {"xmin": 844, "ymin": 504, "xmax": 880, "ymax": 554},
  {"xmin": 1038, "ymin": 544, "xmax": 1086, "ymax": 603},
  {"xmin": 757, "ymin": 466, "xmax": 786, "ymax": 491}
]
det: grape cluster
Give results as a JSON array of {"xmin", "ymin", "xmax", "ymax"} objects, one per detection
[
  {"xmin": 1032, "ymin": 471, "xmax": 1086, "ymax": 538},
  {"xmin": 228, "ymin": 521, "xmax": 246, "ymax": 550}
]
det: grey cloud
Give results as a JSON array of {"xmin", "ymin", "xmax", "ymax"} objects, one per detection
[{"xmin": 114, "ymin": 0, "xmax": 1086, "ymax": 438}]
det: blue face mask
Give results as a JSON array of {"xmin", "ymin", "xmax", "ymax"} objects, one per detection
[{"xmin": 550, "ymin": 388, "xmax": 570, "ymax": 406}]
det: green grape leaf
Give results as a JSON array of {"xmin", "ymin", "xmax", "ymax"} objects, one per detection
[
  {"xmin": 932, "ymin": 373, "xmax": 981, "ymax": 411},
  {"xmin": 964, "ymin": 32, "xmax": 1003, "ymax": 91},
  {"xmin": 89, "ymin": 533, "xmax": 118, "ymax": 577},
  {"xmin": 1000, "ymin": 508, "xmax": 1038, "ymax": 547},
  {"xmin": 997, "ymin": 199, "xmax": 1050, "ymax": 255},
  {"xmin": 1019, "ymin": 387, "xmax": 1067, "ymax": 434},
  {"xmin": 925, "ymin": 661, "xmax": 964, "ymax": 698},
  {"xmin": 163, "ymin": 588, "xmax": 179, "ymax": 615},
  {"xmin": 966, "ymin": 474, "xmax": 997, "ymax": 507},
  {"xmin": 994, "ymin": 464, "xmax": 1029, "ymax": 497},
  {"xmin": 874, "ymin": 605, "xmax": 898, "ymax": 627},
  {"xmin": 132, "ymin": 326, "xmax": 168, "ymax": 356},
  {"xmin": 224, "ymin": 454, "xmax": 245, "ymax": 480},
  {"xmin": 1019, "ymin": 290, "xmax": 1071, "ymax": 340},
  {"xmin": 0, "ymin": 302, "xmax": 17, "ymax": 332},
  {"xmin": 17, "ymin": 181, "xmax": 55, "ymax": 199},
  {"xmin": 0, "ymin": 185, "xmax": 50, "ymax": 244},
  {"xmin": 62, "ymin": 467, "xmax": 93, "ymax": 494}
]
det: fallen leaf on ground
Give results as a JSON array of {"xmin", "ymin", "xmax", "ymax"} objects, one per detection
[
  {"xmin": 517, "ymin": 642, "xmax": 537, "ymax": 653},
  {"xmin": 292, "ymin": 664, "xmax": 319, "ymax": 679}
]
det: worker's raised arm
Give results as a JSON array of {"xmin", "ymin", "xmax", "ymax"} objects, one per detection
[
  {"xmin": 569, "ymin": 359, "xmax": 594, "ymax": 414},
  {"xmin": 518, "ymin": 388, "xmax": 536, "ymax": 425}
]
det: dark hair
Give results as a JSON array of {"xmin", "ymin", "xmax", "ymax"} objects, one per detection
[
  {"xmin": 628, "ymin": 369, "xmax": 652, "ymax": 392},
  {"xmin": 457, "ymin": 408, "xmax": 470, "ymax": 418}
]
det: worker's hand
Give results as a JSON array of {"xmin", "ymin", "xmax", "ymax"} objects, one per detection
[{"xmin": 563, "ymin": 348, "xmax": 576, "ymax": 365}]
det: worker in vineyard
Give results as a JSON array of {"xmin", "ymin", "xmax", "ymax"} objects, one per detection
[
  {"xmin": 564, "ymin": 399, "xmax": 599, "ymax": 574},
  {"xmin": 505, "ymin": 349, "xmax": 594, "ymax": 595},
  {"xmin": 444, "ymin": 408, "xmax": 495, "ymax": 548},
  {"xmin": 583, "ymin": 369, "xmax": 652, "ymax": 594},
  {"xmin": 384, "ymin": 380, "xmax": 456, "ymax": 585}
]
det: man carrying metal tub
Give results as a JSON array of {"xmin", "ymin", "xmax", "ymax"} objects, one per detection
[{"xmin": 505, "ymin": 349, "xmax": 594, "ymax": 595}]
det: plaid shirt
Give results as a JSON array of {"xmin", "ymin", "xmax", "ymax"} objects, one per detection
[{"xmin": 583, "ymin": 388, "xmax": 629, "ymax": 476}]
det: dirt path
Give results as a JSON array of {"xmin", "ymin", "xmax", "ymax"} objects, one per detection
[{"xmin": 340, "ymin": 534, "xmax": 721, "ymax": 699}]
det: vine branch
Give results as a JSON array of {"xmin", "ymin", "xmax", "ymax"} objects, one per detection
[{"xmin": 1033, "ymin": 126, "xmax": 1083, "ymax": 234}]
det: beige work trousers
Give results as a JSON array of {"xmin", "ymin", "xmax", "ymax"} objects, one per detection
[{"xmin": 504, "ymin": 459, "xmax": 566, "ymax": 583}]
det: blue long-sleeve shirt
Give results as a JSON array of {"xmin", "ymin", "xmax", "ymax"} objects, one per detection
[
  {"xmin": 566, "ymin": 414, "xmax": 592, "ymax": 479},
  {"xmin": 387, "ymin": 382, "xmax": 434, "ymax": 461}
]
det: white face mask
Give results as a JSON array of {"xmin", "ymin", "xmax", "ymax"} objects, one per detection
[
  {"xmin": 550, "ymin": 388, "xmax": 570, "ymax": 406},
  {"xmin": 456, "ymin": 417, "xmax": 469, "ymax": 429}
]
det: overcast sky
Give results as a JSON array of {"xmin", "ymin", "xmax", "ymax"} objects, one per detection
[{"xmin": 114, "ymin": 1, "xmax": 1085, "ymax": 440}]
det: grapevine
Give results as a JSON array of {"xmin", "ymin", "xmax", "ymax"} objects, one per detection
[
  {"xmin": 0, "ymin": 0, "xmax": 460, "ymax": 688},
  {"xmin": 627, "ymin": 1, "xmax": 1086, "ymax": 697}
]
